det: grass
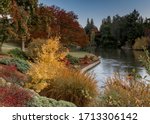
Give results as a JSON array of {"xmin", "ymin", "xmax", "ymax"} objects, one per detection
[
  {"xmin": 69, "ymin": 51, "xmax": 96, "ymax": 58},
  {"xmin": 95, "ymin": 75, "xmax": 150, "ymax": 107},
  {"xmin": 1, "ymin": 43, "xmax": 20, "ymax": 54}
]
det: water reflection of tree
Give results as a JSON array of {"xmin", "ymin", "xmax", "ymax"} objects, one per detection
[{"xmin": 94, "ymin": 48, "xmax": 147, "ymax": 76}]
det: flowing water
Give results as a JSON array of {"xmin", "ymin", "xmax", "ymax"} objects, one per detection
[{"xmin": 89, "ymin": 48, "xmax": 150, "ymax": 88}]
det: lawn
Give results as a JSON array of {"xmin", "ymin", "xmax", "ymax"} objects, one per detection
[
  {"xmin": 69, "ymin": 51, "xmax": 96, "ymax": 58},
  {"xmin": 1, "ymin": 42, "xmax": 20, "ymax": 54}
]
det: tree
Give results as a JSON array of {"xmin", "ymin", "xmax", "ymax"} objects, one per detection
[
  {"xmin": 29, "ymin": 4, "xmax": 53, "ymax": 39},
  {"xmin": 84, "ymin": 18, "xmax": 98, "ymax": 47},
  {"xmin": 99, "ymin": 10, "xmax": 145, "ymax": 48},
  {"xmin": 7, "ymin": 0, "xmax": 38, "ymax": 51},
  {"xmin": 0, "ymin": 0, "xmax": 13, "ymax": 52},
  {"xmin": 29, "ymin": 5, "xmax": 89, "ymax": 47}
]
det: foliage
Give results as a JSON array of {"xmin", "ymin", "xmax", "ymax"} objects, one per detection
[
  {"xmin": 0, "ymin": 58, "xmax": 30, "ymax": 73},
  {"xmin": 8, "ymin": 48, "xmax": 28, "ymax": 60},
  {"xmin": 0, "ymin": 0, "xmax": 15, "ymax": 52},
  {"xmin": 26, "ymin": 37, "xmax": 67, "ymax": 92},
  {"xmin": 40, "ymin": 69, "xmax": 99, "ymax": 107},
  {"xmin": 0, "ymin": 64, "xmax": 28, "ymax": 85},
  {"xmin": 27, "ymin": 94, "xmax": 76, "ymax": 107},
  {"xmin": 0, "ymin": 79, "xmax": 33, "ymax": 107},
  {"xmin": 45, "ymin": 6, "xmax": 89, "ymax": 46},
  {"xmin": 98, "ymin": 75, "xmax": 150, "ymax": 107},
  {"xmin": 0, "ymin": 78, "xmax": 75, "ymax": 107},
  {"xmin": 133, "ymin": 37, "xmax": 150, "ymax": 50},
  {"xmin": 66, "ymin": 54, "xmax": 79, "ymax": 65},
  {"xmin": 26, "ymin": 38, "xmax": 47, "ymax": 60},
  {"xmin": 96, "ymin": 10, "xmax": 146, "ymax": 48},
  {"xmin": 140, "ymin": 49, "xmax": 150, "ymax": 74}
]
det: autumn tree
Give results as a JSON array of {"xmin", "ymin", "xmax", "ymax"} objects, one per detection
[
  {"xmin": 50, "ymin": 6, "xmax": 89, "ymax": 47},
  {"xmin": 9, "ymin": 0, "xmax": 38, "ymax": 51},
  {"xmin": 29, "ymin": 4, "xmax": 53, "ymax": 39},
  {"xmin": 0, "ymin": 0, "xmax": 18, "ymax": 52},
  {"xmin": 34, "ymin": 6, "xmax": 88, "ymax": 47}
]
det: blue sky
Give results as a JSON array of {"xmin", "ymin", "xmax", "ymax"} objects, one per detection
[{"xmin": 39, "ymin": 0, "xmax": 150, "ymax": 28}]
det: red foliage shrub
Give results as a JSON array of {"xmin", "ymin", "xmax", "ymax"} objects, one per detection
[
  {"xmin": 0, "ymin": 64, "xmax": 28, "ymax": 86},
  {"xmin": 0, "ymin": 85, "xmax": 33, "ymax": 107}
]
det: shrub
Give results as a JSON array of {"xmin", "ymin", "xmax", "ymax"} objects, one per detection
[
  {"xmin": 40, "ymin": 69, "xmax": 99, "ymax": 107},
  {"xmin": 27, "ymin": 94, "xmax": 76, "ymax": 107},
  {"xmin": 133, "ymin": 37, "xmax": 150, "ymax": 50},
  {"xmin": 99, "ymin": 75, "xmax": 150, "ymax": 107},
  {"xmin": 26, "ymin": 39, "xmax": 47, "ymax": 60},
  {"xmin": 0, "ymin": 80, "xmax": 33, "ymax": 107},
  {"xmin": 66, "ymin": 54, "xmax": 79, "ymax": 65},
  {"xmin": 26, "ymin": 37, "xmax": 67, "ymax": 92},
  {"xmin": 0, "ymin": 65, "xmax": 28, "ymax": 86},
  {"xmin": 140, "ymin": 49, "xmax": 150, "ymax": 74},
  {"xmin": 0, "ymin": 58, "xmax": 30, "ymax": 73},
  {"xmin": 0, "ymin": 78, "xmax": 75, "ymax": 107},
  {"xmin": 8, "ymin": 48, "xmax": 28, "ymax": 60}
]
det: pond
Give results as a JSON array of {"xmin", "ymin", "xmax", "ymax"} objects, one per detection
[{"xmin": 89, "ymin": 48, "xmax": 150, "ymax": 88}]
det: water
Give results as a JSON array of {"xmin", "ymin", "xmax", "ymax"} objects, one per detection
[{"xmin": 89, "ymin": 48, "xmax": 150, "ymax": 88}]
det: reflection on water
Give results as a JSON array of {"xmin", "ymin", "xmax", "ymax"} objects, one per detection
[{"xmin": 89, "ymin": 48, "xmax": 150, "ymax": 88}]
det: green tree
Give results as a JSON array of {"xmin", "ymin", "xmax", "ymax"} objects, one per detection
[
  {"xmin": 0, "ymin": 0, "xmax": 12, "ymax": 52},
  {"xmin": 10, "ymin": 0, "xmax": 38, "ymax": 51}
]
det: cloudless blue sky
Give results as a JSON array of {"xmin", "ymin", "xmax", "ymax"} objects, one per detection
[{"xmin": 39, "ymin": 0, "xmax": 150, "ymax": 28}]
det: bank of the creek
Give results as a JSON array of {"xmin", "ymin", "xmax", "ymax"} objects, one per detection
[{"xmin": 89, "ymin": 48, "xmax": 150, "ymax": 88}]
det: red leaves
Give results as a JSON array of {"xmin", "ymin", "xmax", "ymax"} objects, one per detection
[
  {"xmin": 0, "ymin": 85, "xmax": 32, "ymax": 107},
  {"xmin": 30, "ymin": 5, "xmax": 89, "ymax": 46},
  {"xmin": 0, "ymin": 64, "xmax": 28, "ymax": 85}
]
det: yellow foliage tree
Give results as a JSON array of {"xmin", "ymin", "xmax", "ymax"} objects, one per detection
[
  {"xmin": 133, "ymin": 37, "xmax": 150, "ymax": 50},
  {"xmin": 26, "ymin": 37, "xmax": 67, "ymax": 92}
]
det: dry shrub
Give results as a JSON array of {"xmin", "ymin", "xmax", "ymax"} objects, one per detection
[
  {"xmin": 100, "ymin": 75, "xmax": 150, "ymax": 107},
  {"xmin": 133, "ymin": 37, "xmax": 150, "ymax": 50},
  {"xmin": 40, "ymin": 69, "xmax": 99, "ymax": 107}
]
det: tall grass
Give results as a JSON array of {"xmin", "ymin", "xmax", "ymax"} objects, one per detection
[
  {"xmin": 40, "ymin": 69, "xmax": 99, "ymax": 107},
  {"xmin": 98, "ymin": 75, "xmax": 150, "ymax": 107}
]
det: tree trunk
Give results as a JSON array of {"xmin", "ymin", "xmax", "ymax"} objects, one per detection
[
  {"xmin": 22, "ymin": 40, "xmax": 25, "ymax": 51},
  {"xmin": 0, "ymin": 41, "xmax": 4, "ymax": 53}
]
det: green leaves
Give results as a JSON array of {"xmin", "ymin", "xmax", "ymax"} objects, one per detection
[{"xmin": 0, "ymin": 0, "xmax": 11, "ymax": 14}]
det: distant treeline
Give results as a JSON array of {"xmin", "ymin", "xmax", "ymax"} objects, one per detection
[{"xmin": 84, "ymin": 10, "xmax": 150, "ymax": 49}]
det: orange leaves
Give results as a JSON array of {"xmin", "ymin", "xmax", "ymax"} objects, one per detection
[{"xmin": 30, "ymin": 5, "xmax": 89, "ymax": 46}]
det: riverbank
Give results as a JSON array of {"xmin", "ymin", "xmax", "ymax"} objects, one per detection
[{"xmin": 81, "ymin": 57, "xmax": 100, "ymax": 73}]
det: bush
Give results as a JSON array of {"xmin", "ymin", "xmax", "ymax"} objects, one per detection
[
  {"xmin": 98, "ymin": 75, "xmax": 150, "ymax": 107},
  {"xmin": 40, "ymin": 69, "xmax": 99, "ymax": 107},
  {"xmin": 26, "ymin": 38, "xmax": 67, "ymax": 92},
  {"xmin": 26, "ymin": 39, "xmax": 47, "ymax": 60},
  {"xmin": 0, "ymin": 65, "xmax": 28, "ymax": 86},
  {"xmin": 66, "ymin": 54, "xmax": 79, "ymax": 65},
  {"xmin": 27, "ymin": 95, "xmax": 76, "ymax": 107},
  {"xmin": 133, "ymin": 37, "xmax": 150, "ymax": 50},
  {"xmin": 0, "ymin": 78, "xmax": 76, "ymax": 107},
  {"xmin": 8, "ymin": 48, "xmax": 28, "ymax": 60},
  {"xmin": 140, "ymin": 49, "xmax": 150, "ymax": 74},
  {"xmin": 0, "ymin": 79, "xmax": 33, "ymax": 107},
  {"xmin": 0, "ymin": 58, "xmax": 30, "ymax": 73}
]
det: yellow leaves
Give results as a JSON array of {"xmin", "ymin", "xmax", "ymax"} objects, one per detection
[{"xmin": 26, "ymin": 37, "xmax": 67, "ymax": 92}]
